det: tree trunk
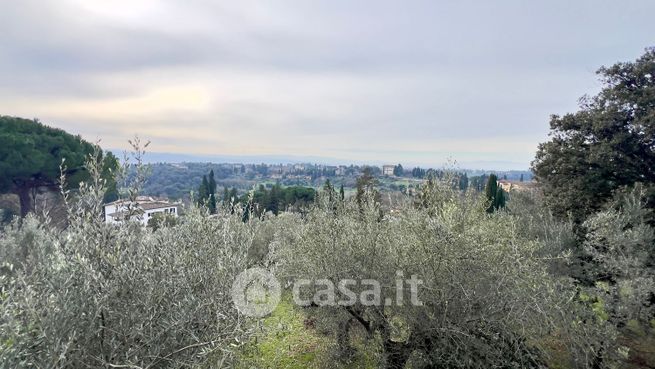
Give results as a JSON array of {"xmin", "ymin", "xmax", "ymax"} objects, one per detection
[
  {"xmin": 17, "ymin": 185, "xmax": 33, "ymax": 217},
  {"xmin": 383, "ymin": 338, "xmax": 411, "ymax": 369},
  {"xmin": 336, "ymin": 318, "xmax": 355, "ymax": 359}
]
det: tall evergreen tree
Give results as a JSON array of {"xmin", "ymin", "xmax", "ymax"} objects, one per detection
[
  {"xmin": 494, "ymin": 187, "xmax": 506, "ymax": 210},
  {"xmin": 339, "ymin": 184, "xmax": 345, "ymax": 201},
  {"xmin": 268, "ymin": 184, "xmax": 281, "ymax": 215},
  {"xmin": 393, "ymin": 164, "xmax": 404, "ymax": 177},
  {"xmin": 323, "ymin": 179, "xmax": 336, "ymax": 202},
  {"xmin": 197, "ymin": 175, "xmax": 209, "ymax": 206},
  {"xmin": 459, "ymin": 173, "xmax": 469, "ymax": 191},
  {"xmin": 485, "ymin": 174, "xmax": 499, "ymax": 213},
  {"xmin": 208, "ymin": 170, "xmax": 217, "ymax": 214}
]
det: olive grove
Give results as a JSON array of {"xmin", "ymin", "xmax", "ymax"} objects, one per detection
[{"xmin": 1, "ymin": 146, "xmax": 653, "ymax": 368}]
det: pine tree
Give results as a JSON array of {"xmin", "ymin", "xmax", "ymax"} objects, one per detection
[{"xmin": 339, "ymin": 184, "xmax": 345, "ymax": 201}]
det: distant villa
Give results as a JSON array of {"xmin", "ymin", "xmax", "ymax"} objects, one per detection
[
  {"xmin": 382, "ymin": 165, "xmax": 395, "ymax": 176},
  {"xmin": 103, "ymin": 196, "xmax": 180, "ymax": 226}
]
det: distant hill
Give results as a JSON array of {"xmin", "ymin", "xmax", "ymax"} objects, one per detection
[
  {"xmin": 117, "ymin": 150, "xmax": 531, "ymax": 171},
  {"xmin": 116, "ymin": 151, "xmax": 353, "ymax": 166}
]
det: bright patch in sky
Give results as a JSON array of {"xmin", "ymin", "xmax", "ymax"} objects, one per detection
[{"xmin": 1, "ymin": 0, "xmax": 654, "ymax": 169}]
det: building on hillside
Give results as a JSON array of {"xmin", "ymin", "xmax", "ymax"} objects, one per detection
[
  {"xmin": 498, "ymin": 180, "xmax": 513, "ymax": 192},
  {"xmin": 103, "ymin": 196, "xmax": 179, "ymax": 226},
  {"xmin": 382, "ymin": 165, "xmax": 395, "ymax": 176}
]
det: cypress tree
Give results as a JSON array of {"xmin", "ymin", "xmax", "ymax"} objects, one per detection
[
  {"xmin": 208, "ymin": 193, "xmax": 217, "ymax": 214},
  {"xmin": 495, "ymin": 187, "xmax": 506, "ymax": 210},
  {"xmin": 323, "ymin": 179, "xmax": 335, "ymax": 202},
  {"xmin": 393, "ymin": 164, "xmax": 404, "ymax": 177},
  {"xmin": 198, "ymin": 175, "xmax": 209, "ymax": 206},
  {"xmin": 339, "ymin": 184, "xmax": 345, "ymax": 201},
  {"xmin": 485, "ymin": 174, "xmax": 498, "ymax": 213},
  {"xmin": 208, "ymin": 170, "xmax": 217, "ymax": 213},
  {"xmin": 485, "ymin": 174, "xmax": 498, "ymax": 202},
  {"xmin": 208, "ymin": 170, "xmax": 217, "ymax": 194},
  {"xmin": 269, "ymin": 184, "xmax": 281, "ymax": 215},
  {"xmin": 459, "ymin": 173, "xmax": 469, "ymax": 191}
]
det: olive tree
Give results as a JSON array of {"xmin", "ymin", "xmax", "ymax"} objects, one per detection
[
  {"xmin": 581, "ymin": 185, "xmax": 655, "ymax": 327},
  {"xmin": 273, "ymin": 178, "xmax": 612, "ymax": 368},
  {"xmin": 0, "ymin": 145, "xmax": 260, "ymax": 368}
]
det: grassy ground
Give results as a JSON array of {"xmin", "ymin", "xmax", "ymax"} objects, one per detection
[
  {"xmin": 235, "ymin": 297, "xmax": 655, "ymax": 369},
  {"xmin": 237, "ymin": 297, "xmax": 379, "ymax": 369},
  {"xmin": 237, "ymin": 297, "xmax": 333, "ymax": 369}
]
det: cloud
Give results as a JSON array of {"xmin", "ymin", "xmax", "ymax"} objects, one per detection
[{"xmin": 0, "ymin": 0, "xmax": 654, "ymax": 169}]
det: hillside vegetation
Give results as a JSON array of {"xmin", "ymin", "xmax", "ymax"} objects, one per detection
[{"xmin": 1, "ymin": 49, "xmax": 655, "ymax": 369}]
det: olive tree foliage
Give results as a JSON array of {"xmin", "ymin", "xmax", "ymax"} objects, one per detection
[
  {"xmin": 510, "ymin": 185, "xmax": 655, "ymax": 325},
  {"xmin": 273, "ymin": 177, "xmax": 612, "ymax": 369},
  {"xmin": 580, "ymin": 185, "xmax": 655, "ymax": 328},
  {"xmin": 0, "ymin": 143, "xmax": 263, "ymax": 368},
  {"xmin": 506, "ymin": 190, "xmax": 578, "ymax": 276}
]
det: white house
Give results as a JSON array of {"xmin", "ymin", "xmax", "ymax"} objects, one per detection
[
  {"xmin": 103, "ymin": 196, "xmax": 179, "ymax": 226},
  {"xmin": 382, "ymin": 165, "xmax": 395, "ymax": 176}
]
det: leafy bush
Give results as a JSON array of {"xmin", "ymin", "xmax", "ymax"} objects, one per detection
[{"xmin": 0, "ymin": 146, "xmax": 259, "ymax": 368}]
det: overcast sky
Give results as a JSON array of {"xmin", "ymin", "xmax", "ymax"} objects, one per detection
[{"xmin": 1, "ymin": 0, "xmax": 653, "ymax": 169}]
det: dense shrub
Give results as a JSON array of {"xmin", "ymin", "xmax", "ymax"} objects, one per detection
[{"xmin": 0, "ymin": 148, "xmax": 260, "ymax": 368}]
